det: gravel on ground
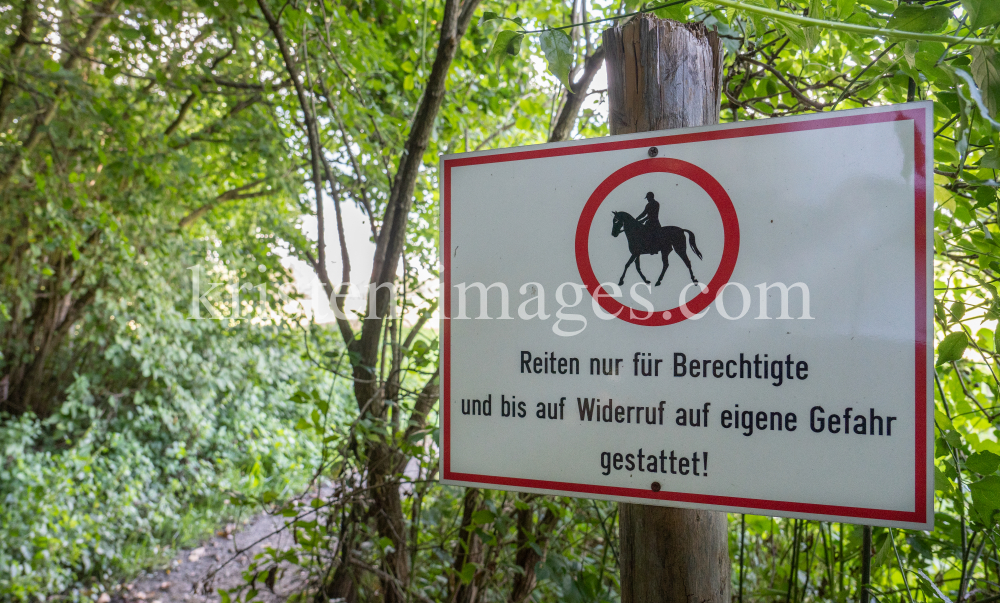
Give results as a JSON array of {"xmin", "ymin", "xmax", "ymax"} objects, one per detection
[{"xmin": 107, "ymin": 512, "xmax": 309, "ymax": 603}]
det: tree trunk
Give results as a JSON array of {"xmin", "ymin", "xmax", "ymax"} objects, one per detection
[{"xmin": 602, "ymin": 15, "xmax": 730, "ymax": 603}]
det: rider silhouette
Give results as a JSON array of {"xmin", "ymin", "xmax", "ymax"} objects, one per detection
[{"xmin": 636, "ymin": 192, "xmax": 661, "ymax": 230}]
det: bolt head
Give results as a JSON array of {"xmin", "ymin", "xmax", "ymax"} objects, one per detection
[
  {"xmin": 651, "ymin": 481, "xmax": 661, "ymax": 492},
  {"xmin": 648, "ymin": 147, "xmax": 659, "ymax": 157}
]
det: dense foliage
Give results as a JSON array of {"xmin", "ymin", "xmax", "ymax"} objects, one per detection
[
  {"xmin": 2, "ymin": 0, "xmax": 1000, "ymax": 602},
  {"xmin": 0, "ymin": 0, "xmax": 326, "ymax": 597}
]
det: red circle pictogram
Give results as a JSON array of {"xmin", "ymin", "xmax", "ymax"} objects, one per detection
[{"xmin": 575, "ymin": 158, "xmax": 741, "ymax": 326}]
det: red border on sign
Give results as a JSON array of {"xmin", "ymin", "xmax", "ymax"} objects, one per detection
[
  {"xmin": 574, "ymin": 158, "xmax": 741, "ymax": 326},
  {"xmin": 442, "ymin": 107, "xmax": 929, "ymax": 525}
]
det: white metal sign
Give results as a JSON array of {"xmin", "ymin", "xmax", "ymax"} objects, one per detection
[{"xmin": 440, "ymin": 103, "xmax": 934, "ymax": 529}]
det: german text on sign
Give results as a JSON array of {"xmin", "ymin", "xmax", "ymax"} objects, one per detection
[{"xmin": 440, "ymin": 103, "xmax": 934, "ymax": 529}]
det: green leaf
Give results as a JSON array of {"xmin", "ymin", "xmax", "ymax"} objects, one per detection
[
  {"xmin": 981, "ymin": 148, "xmax": 1000, "ymax": 169},
  {"xmin": 967, "ymin": 450, "xmax": 1000, "ymax": 475},
  {"xmin": 505, "ymin": 34, "xmax": 524, "ymax": 55},
  {"xmin": 488, "ymin": 30, "xmax": 524, "ymax": 72},
  {"xmin": 887, "ymin": 5, "xmax": 952, "ymax": 33},
  {"xmin": 971, "ymin": 47, "xmax": 1000, "ymax": 121},
  {"xmin": 479, "ymin": 10, "xmax": 501, "ymax": 24},
  {"xmin": 937, "ymin": 331, "xmax": 968, "ymax": 364},
  {"xmin": 989, "ymin": 300, "xmax": 1000, "ymax": 321},
  {"xmin": 856, "ymin": 0, "xmax": 894, "ymax": 13},
  {"xmin": 539, "ymin": 29, "xmax": 574, "ymax": 90},
  {"xmin": 871, "ymin": 530, "xmax": 893, "ymax": 567},
  {"xmin": 44, "ymin": 59, "xmax": 60, "ymax": 72},
  {"xmin": 754, "ymin": 101, "xmax": 775, "ymax": 115},
  {"xmin": 803, "ymin": 26, "xmax": 820, "ymax": 52},
  {"xmin": 978, "ymin": 276, "xmax": 999, "ymax": 301},
  {"xmin": 653, "ymin": 3, "xmax": 688, "ymax": 20},
  {"xmin": 975, "ymin": 186, "xmax": 997, "ymax": 208},
  {"xmin": 935, "ymin": 466, "xmax": 955, "ymax": 494},
  {"xmin": 779, "ymin": 23, "xmax": 808, "ymax": 50},
  {"xmin": 459, "ymin": 562, "xmax": 477, "ymax": 585},
  {"xmin": 471, "ymin": 509, "xmax": 495, "ymax": 525},
  {"xmin": 836, "ymin": 0, "xmax": 856, "ymax": 19},
  {"xmin": 916, "ymin": 569, "xmax": 955, "ymax": 603},
  {"xmin": 961, "ymin": 0, "xmax": 1000, "ymax": 31},
  {"xmin": 952, "ymin": 68, "xmax": 1000, "ymax": 132},
  {"xmin": 480, "ymin": 11, "xmax": 524, "ymax": 27},
  {"xmin": 950, "ymin": 300, "xmax": 966, "ymax": 321},
  {"xmin": 808, "ymin": 0, "xmax": 824, "ymax": 19},
  {"xmin": 903, "ymin": 40, "xmax": 919, "ymax": 69},
  {"xmin": 969, "ymin": 475, "xmax": 1000, "ymax": 525}
]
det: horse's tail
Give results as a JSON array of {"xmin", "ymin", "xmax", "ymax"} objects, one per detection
[{"xmin": 684, "ymin": 230, "xmax": 703, "ymax": 260}]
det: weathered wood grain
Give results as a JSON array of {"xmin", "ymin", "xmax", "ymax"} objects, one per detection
[
  {"xmin": 618, "ymin": 504, "xmax": 731, "ymax": 603},
  {"xmin": 604, "ymin": 15, "xmax": 722, "ymax": 135}
]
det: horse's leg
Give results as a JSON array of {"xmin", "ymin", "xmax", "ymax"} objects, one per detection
[
  {"xmin": 635, "ymin": 256, "xmax": 650, "ymax": 284},
  {"xmin": 655, "ymin": 250, "xmax": 670, "ymax": 286},
  {"xmin": 676, "ymin": 247, "xmax": 697, "ymax": 283},
  {"xmin": 619, "ymin": 254, "xmax": 638, "ymax": 286}
]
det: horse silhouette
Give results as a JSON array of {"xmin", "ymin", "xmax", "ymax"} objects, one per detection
[{"xmin": 611, "ymin": 211, "xmax": 703, "ymax": 286}]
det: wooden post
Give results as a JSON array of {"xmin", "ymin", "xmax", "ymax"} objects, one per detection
[{"xmin": 602, "ymin": 15, "xmax": 731, "ymax": 603}]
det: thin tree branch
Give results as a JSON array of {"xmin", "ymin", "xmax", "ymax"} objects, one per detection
[
  {"xmin": 169, "ymin": 94, "xmax": 262, "ymax": 150},
  {"xmin": 743, "ymin": 57, "xmax": 826, "ymax": 110},
  {"xmin": 356, "ymin": 0, "xmax": 483, "ymax": 412},
  {"xmin": 164, "ymin": 93, "xmax": 199, "ymax": 137},
  {"xmin": 318, "ymin": 153, "xmax": 357, "ymax": 345},
  {"xmin": 401, "ymin": 374, "xmax": 440, "ymax": 447},
  {"xmin": 402, "ymin": 302, "xmax": 437, "ymax": 350},
  {"xmin": 178, "ymin": 179, "xmax": 272, "ymax": 228},
  {"xmin": 315, "ymin": 76, "xmax": 378, "ymax": 237},
  {"xmin": 549, "ymin": 45, "xmax": 606, "ymax": 142},
  {"xmin": 257, "ymin": 0, "xmax": 333, "ymax": 301}
]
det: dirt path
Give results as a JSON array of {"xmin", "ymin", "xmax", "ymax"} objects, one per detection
[{"xmin": 109, "ymin": 513, "xmax": 308, "ymax": 603}]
